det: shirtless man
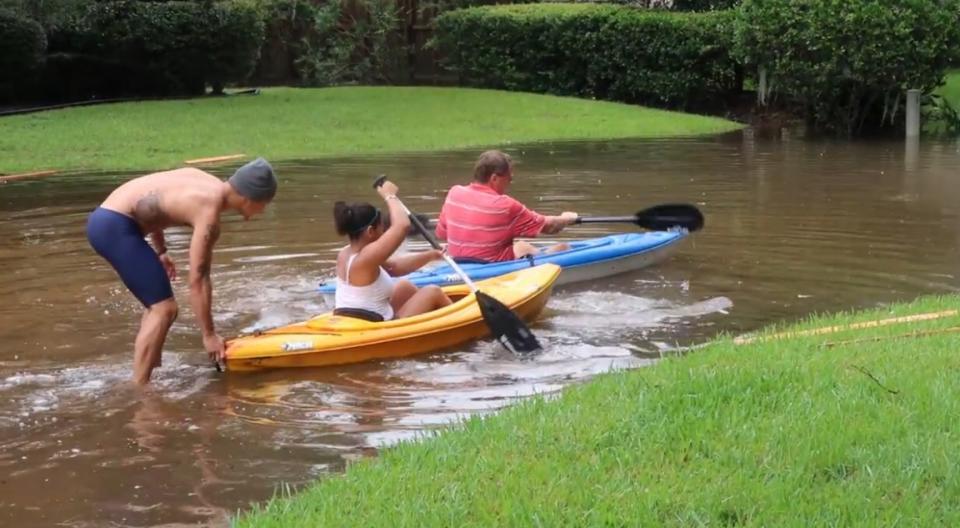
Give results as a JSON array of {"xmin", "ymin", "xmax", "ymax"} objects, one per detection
[{"xmin": 86, "ymin": 158, "xmax": 278, "ymax": 384}]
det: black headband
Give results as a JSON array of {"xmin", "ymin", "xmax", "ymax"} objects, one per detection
[{"xmin": 349, "ymin": 208, "xmax": 381, "ymax": 235}]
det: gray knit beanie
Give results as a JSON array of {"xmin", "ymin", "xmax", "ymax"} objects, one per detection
[{"xmin": 228, "ymin": 157, "xmax": 277, "ymax": 202}]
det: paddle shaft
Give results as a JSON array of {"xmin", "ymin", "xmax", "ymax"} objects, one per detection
[
  {"xmin": 375, "ymin": 178, "xmax": 480, "ymax": 291},
  {"xmin": 411, "ymin": 204, "xmax": 703, "ymax": 232},
  {"xmin": 574, "ymin": 216, "xmax": 636, "ymax": 224},
  {"xmin": 406, "ymin": 211, "xmax": 480, "ymax": 291},
  {"xmin": 372, "ymin": 175, "xmax": 543, "ymax": 354},
  {"xmin": 415, "ymin": 216, "xmax": 642, "ymax": 228}
]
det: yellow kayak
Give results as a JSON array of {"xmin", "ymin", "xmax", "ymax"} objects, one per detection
[{"xmin": 225, "ymin": 264, "xmax": 561, "ymax": 371}]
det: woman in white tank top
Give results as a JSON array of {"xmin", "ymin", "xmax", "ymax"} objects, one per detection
[{"xmin": 332, "ymin": 181, "xmax": 452, "ymax": 321}]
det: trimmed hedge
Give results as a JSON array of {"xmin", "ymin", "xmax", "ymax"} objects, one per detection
[
  {"xmin": 434, "ymin": 4, "xmax": 739, "ymax": 110},
  {"xmin": 537, "ymin": 0, "xmax": 740, "ymax": 9},
  {"xmin": 672, "ymin": 0, "xmax": 739, "ymax": 10},
  {"xmin": 43, "ymin": 0, "xmax": 264, "ymax": 100},
  {"xmin": 0, "ymin": 9, "xmax": 46, "ymax": 100},
  {"xmin": 585, "ymin": 0, "xmax": 739, "ymax": 8},
  {"xmin": 736, "ymin": 0, "xmax": 960, "ymax": 135}
]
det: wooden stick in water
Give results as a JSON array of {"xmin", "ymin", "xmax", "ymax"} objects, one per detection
[
  {"xmin": 184, "ymin": 154, "xmax": 246, "ymax": 165},
  {"xmin": 0, "ymin": 170, "xmax": 58, "ymax": 183}
]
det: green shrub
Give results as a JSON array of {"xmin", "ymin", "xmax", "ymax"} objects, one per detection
[
  {"xmin": 419, "ymin": 0, "xmax": 506, "ymax": 12},
  {"xmin": 247, "ymin": 0, "xmax": 405, "ymax": 86},
  {"xmin": 44, "ymin": 0, "xmax": 264, "ymax": 98},
  {"xmin": 248, "ymin": 0, "xmax": 318, "ymax": 84},
  {"xmin": 0, "ymin": 8, "xmax": 46, "ymax": 101},
  {"xmin": 0, "ymin": 0, "xmax": 84, "ymax": 27},
  {"xmin": 434, "ymin": 4, "xmax": 739, "ymax": 110},
  {"xmin": 735, "ymin": 0, "xmax": 960, "ymax": 135},
  {"xmin": 295, "ymin": 0, "xmax": 406, "ymax": 86},
  {"xmin": 542, "ymin": 0, "xmax": 740, "ymax": 10},
  {"xmin": 38, "ymin": 52, "xmax": 140, "ymax": 102},
  {"xmin": 671, "ymin": 0, "xmax": 739, "ymax": 10},
  {"xmin": 205, "ymin": 1, "xmax": 266, "ymax": 93}
]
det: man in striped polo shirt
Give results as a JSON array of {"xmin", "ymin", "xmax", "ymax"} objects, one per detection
[{"xmin": 435, "ymin": 150, "xmax": 578, "ymax": 263}]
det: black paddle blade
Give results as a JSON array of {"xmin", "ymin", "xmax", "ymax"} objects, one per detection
[
  {"xmin": 476, "ymin": 291, "xmax": 541, "ymax": 354},
  {"xmin": 635, "ymin": 204, "xmax": 704, "ymax": 232}
]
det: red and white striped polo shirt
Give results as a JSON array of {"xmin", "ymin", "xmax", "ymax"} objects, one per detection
[{"xmin": 436, "ymin": 183, "xmax": 546, "ymax": 262}]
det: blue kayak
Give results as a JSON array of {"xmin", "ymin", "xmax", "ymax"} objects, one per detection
[{"xmin": 319, "ymin": 231, "xmax": 687, "ymax": 296}]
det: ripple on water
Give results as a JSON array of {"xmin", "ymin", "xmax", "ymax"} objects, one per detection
[
  {"xmin": 213, "ymin": 288, "xmax": 732, "ymax": 456},
  {"xmin": 544, "ymin": 290, "xmax": 733, "ymax": 341}
]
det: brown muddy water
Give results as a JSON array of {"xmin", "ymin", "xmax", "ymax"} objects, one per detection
[{"xmin": 2, "ymin": 132, "xmax": 960, "ymax": 526}]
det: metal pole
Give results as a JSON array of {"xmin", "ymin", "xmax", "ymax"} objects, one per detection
[
  {"xmin": 758, "ymin": 67, "xmax": 767, "ymax": 106},
  {"xmin": 906, "ymin": 89, "xmax": 921, "ymax": 137},
  {"xmin": 905, "ymin": 134, "xmax": 919, "ymax": 173}
]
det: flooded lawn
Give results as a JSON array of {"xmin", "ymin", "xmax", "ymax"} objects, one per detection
[{"xmin": 2, "ymin": 132, "xmax": 959, "ymax": 525}]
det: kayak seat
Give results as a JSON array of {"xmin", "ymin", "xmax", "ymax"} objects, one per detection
[{"xmin": 333, "ymin": 307, "xmax": 385, "ymax": 323}]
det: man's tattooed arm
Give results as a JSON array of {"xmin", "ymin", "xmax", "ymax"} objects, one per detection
[{"xmin": 189, "ymin": 218, "xmax": 221, "ymax": 338}]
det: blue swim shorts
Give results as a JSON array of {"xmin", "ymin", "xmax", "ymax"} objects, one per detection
[{"xmin": 86, "ymin": 207, "xmax": 173, "ymax": 307}]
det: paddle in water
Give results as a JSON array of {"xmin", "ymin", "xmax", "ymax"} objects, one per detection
[
  {"xmin": 373, "ymin": 175, "xmax": 541, "ymax": 354},
  {"xmin": 574, "ymin": 204, "xmax": 704, "ymax": 232}
]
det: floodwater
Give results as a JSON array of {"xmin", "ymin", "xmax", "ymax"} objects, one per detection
[{"xmin": 2, "ymin": 132, "xmax": 960, "ymax": 526}]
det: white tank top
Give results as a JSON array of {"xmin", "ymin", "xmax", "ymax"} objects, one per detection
[{"xmin": 334, "ymin": 253, "xmax": 395, "ymax": 320}]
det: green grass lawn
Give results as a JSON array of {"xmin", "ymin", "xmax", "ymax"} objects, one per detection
[
  {"xmin": 0, "ymin": 87, "xmax": 740, "ymax": 174},
  {"xmin": 237, "ymin": 295, "xmax": 960, "ymax": 526},
  {"xmin": 936, "ymin": 69, "xmax": 960, "ymax": 109},
  {"xmin": 927, "ymin": 69, "xmax": 960, "ymax": 135}
]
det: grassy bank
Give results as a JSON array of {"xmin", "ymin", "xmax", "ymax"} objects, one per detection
[
  {"xmin": 930, "ymin": 69, "xmax": 960, "ymax": 134},
  {"xmin": 237, "ymin": 295, "xmax": 960, "ymax": 526},
  {"xmin": 937, "ymin": 69, "xmax": 960, "ymax": 109},
  {"xmin": 0, "ymin": 87, "xmax": 740, "ymax": 174}
]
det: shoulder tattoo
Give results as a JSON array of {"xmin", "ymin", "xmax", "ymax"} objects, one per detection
[{"xmin": 134, "ymin": 191, "xmax": 162, "ymax": 221}]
